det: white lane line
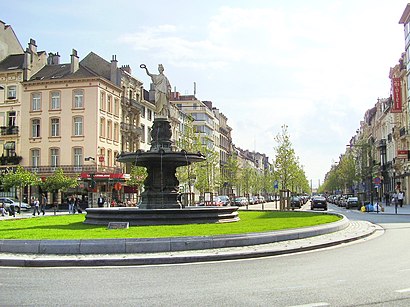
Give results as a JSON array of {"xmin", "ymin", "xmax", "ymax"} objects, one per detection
[
  {"xmin": 290, "ymin": 303, "xmax": 330, "ymax": 307},
  {"xmin": 395, "ymin": 288, "xmax": 410, "ymax": 293}
]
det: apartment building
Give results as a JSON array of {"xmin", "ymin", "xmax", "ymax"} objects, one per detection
[{"xmin": 0, "ymin": 28, "xmax": 47, "ymax": 171}]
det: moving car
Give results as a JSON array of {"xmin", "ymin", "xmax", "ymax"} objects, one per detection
[
  {"xmin": 0, "ymin": 197, "xmax": 31, "ymax": 213},
  {"xmin": 311, "ymin": 196, "xmax": 327, "ymax": 210},
  {"xmin": 346, "ymin": 196, "xmax": 359, "ymax": 209},
  {"xmin": 290, "ymin": 196, "xmax": 302, "ymax": 209}
]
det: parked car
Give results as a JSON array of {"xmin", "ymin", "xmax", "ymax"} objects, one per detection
[
  {"xmin": 257, "ymin": 196, "xmax": 266, "ymax": 203},
  {"xmin": 0, "ymin": 197, "xmax": 31, "ymax": 213},
  {"xmin": 346, "ymin": 197, "xmax": 359, "ymax": 209},
  {"xmin": 234, "ymin": 197, "xmax": 248, "ymax": 206},
  {"xmin": 290, "ymin": 196, "xmax": 302, "ymax": 209},
  {"xmin": 218, "ymin": 195, "xmax": 231, "ymax": 206},
  {"xmin": 311, "ymin": 196, "xmax": 327, "ymax": 210}
]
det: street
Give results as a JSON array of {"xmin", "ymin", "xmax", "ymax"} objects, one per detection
[{"xmin": 1, "ymin": 203, "xmax": 410, "ymax": 306}]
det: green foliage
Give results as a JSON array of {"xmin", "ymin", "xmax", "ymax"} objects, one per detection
[
  {"xmin": 0, "ymin": 211, "xmax": 341, "ymax": 240},
  {"xmin": 2, "ymin": 165, "xmax": 40, "ymax": 190},
  {"xmin": 273, "ymin": 125, "xmax": 309, "ymax": 193},
  {"xmin": 128, "ymin": 165, "xmax": 147, "ymax": 187},
  {"xmin": 39, "ymin": 168, "xmax": 78, "ymax": 192}
]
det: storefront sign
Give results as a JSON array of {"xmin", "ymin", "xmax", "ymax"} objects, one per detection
[
  {"xmin": 391, "ymin": 78, "xmax": 403, "ymax": 113},
  {"xmin": 397, "ymin": 150, "xmax": 408, "ymax": 159}
]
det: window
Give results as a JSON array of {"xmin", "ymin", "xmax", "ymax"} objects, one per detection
[
  {"xmin": 107, "ymin": 149, "xmax": 112, "ymax": 167},
  {"xmin": 141, "ymin": 106, "xmax": 145, "ymax": 118},
  {"xmin": 107, "ymin": 120, "xmax": 112, "ymax": 140},
  {"xmin": 31, "ymin": 119, "xmax": 40, "ymax": 138},
  {"xmin": 73, "ymin": 89, "xmax": 84, "ymax": 108},
  {"xmin": 113, "ymin": 123, "xmax": 119, "ymax": 141},
  {"xmin": 73, "ymin": 147, "xmax": 83, "ymax": 170},
  {"xmin": 73, "ymin": 116, "xmax": 83, "ymax": 136},
  {"xmin": 51, "ymin": 118, "xmax": 60, "ymax": 137},
  {"xmin": 107, "ymin": 95, "xmax": 112, "ymax": 113},
  {"xmin": 141, "ymin": 124, "xmax": 145, "ymax": 142},
  {"xmin": 51, "ymin": 91, "xmax": 61, "ymax": 110},
  {"xmin": 148, "ymin": 109, "xmax": 152, "ymax": 121},
  {"xmin": 31, "ymin": 93, "xmax": 41, "ymax": 111},
  {"xmin": 114, "ymin": 98, "xmax": 119, "ymax": 116},
  {"xmin": 100, "ymin": 118, "xmax": 105, "ymax": 137},
  {"xmin": 7, "ymin": 85, "xmax": 16, "ymax": 99},
  {"xmin": 50, "ymin": 148, "xmax": 59, "ymax": 167},
  {"xmin": 100, "ymin": 92, "xmax": 105, "ymax": 110},
  {"xmin": 4, "ymin": 141, "xmax": 15, "ymax": 156},
  {"xmin": 7, "ymin": 111, "xmax": 16, "ymax": 127},
  {"xmin": 31, "ymin": 149, "xmax": 40, "ymax": 167},
  {"xmin": 7, "ymin": 86, "xmax": 17, "ymax": 100},
  {"xmin": 148, "ymin": 127, "xmax": 152, "ymax": 144}
]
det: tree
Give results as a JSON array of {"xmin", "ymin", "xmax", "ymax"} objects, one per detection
[
  {"xmin": 127, "ymin": 165, "xmax": 147, "ymax": 195},
  {"xmin": 39, "ymin": 168, "xmax": 78, "ymax": 194},
  {"xmin": 1, "ymin": 165, "xmax": 41, "ymax": 210}
]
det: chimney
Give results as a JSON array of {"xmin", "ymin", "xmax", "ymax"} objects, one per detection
[
  {"xmin": 70, "ymin": 49, "xmax": 79, "ymax": 73},
  {"xmin": 111, "ymin": 55, "xmax": 118, "ymax": 85},
  {"xmin": 28, "ymin": 39, "xmax": 37, "ymax": 56},
  {"xmin": 47, "ymin": 52, "xmax": 60, "ymax": 65},
  {"xmin": 120, "ymin": 64, "xmax": 132, "ymax": 74},
  {"xmin": 23, "ymin": 48, "xmax": 30, "ymax": 81}
]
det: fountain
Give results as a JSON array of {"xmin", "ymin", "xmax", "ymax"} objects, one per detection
[{"xmin": 84, "ymin": 64, "xmax": 239, "ymax": 226}]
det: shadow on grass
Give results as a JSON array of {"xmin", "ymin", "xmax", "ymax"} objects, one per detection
[{"xmin": 1, "ymin": 222, "xmax": 104, "ymax": 232}]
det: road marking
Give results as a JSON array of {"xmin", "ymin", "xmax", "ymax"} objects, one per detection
[
  {"xmin": 395, "ymin": 288, "xmax": 410, "ymax": 293},
  {"xmin": 289, "ymin": 303, "xmax": 329, "ymax": 307}
]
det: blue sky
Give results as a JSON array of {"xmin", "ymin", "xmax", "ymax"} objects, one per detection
[{"xmin": 2, "ymin": 0, "xmax": 407, "ymax": 187}]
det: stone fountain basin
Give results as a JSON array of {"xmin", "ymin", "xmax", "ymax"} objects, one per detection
[
  {"xmin": 84, "ymin": 206, "xmax": 240, "ymax": 226},
  {"xmin": 117, "ymin": 151, "xmax": 205, "ymax": 166}
]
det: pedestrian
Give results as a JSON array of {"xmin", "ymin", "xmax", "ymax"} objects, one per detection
[
  {"xmin": 97, "ymin": 194, "xmax": 105, "ymax": 207},
  {"xmin": 0, "ymin": 201, "xmax": 5, "ymax": 216},
  {"xmin": 40, "ymin": 193, "xmax": 47, "ymax": 215},
  {"xmin": 32, "ymin": 197, "xmax": 40, "ymax": 216},
  {"xmin": 398, "ymin": 190, "xmax": 404, "ymax": 207},
  {"xmin": 68, "ymin": 195, "xmax": 75, "ymax": 214}
]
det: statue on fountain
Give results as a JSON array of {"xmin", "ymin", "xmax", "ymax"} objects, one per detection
[{"xmin": 140, "ymin": 64, "xmax": 171, "ymax": 118}]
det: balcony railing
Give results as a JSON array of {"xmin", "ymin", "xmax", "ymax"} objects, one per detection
[
  {"xmin": 120, "ymin": 122, "xmax": 143, "ymax": 136},
  {"xmin": 0, "ymin": 126, "xmax": 19, "ymax": 136},
  {"xmin": 121, "ymin": 97, "xmax": 143, "ymax": 112}
]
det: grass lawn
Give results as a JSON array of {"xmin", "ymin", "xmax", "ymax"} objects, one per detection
[{"xmin": 0, "ymin": 211, "xmax": 341, "ymax": 240}]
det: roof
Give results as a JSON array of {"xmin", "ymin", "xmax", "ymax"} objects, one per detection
[
  {"xmin": 80, "ymin": 52, "xmax": 111, "ymax": 80},
  {"xmin": 399, "ymin": 4, "xmax": 410, "ymax": 24},
  {"xmin": 29, "ymin": 63, "xmax": 98, "ymax": 81},
  {"xmin": 0, "ymin": 54, "xmax": 24, "ymax": 71}
]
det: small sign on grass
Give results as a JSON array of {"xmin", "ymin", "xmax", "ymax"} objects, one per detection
[{"xmin": 107, "ymin": 222, "xmax": 129, "ymax": 229}]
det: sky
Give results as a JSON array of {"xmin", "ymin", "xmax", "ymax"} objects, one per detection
[{"xmin": 2, "ymin": 0, "xmax": 408, "ymax": 188}]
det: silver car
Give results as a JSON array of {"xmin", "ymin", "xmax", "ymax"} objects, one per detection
[{"xmin": 0, "ymin": 197, "xmax": 31, "ymax": 212}]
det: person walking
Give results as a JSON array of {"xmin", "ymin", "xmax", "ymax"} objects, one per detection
[
  {"xmin": 40, "ymin": 193, "xmax": 47, "ymax": 215},
  {"xmin": 97, "ymin": 194, "xmax": 105, "ymax": 207},
  {"xmin": 398, "ymin": 190, "xmax": 404, "ymax": 207},
  {"xmin": 32, "ymin": 197, "xmax": 40, "ymax": 216},
  {"xmin": 68, "ymin": 195, "xmax": 75, "ymax": 214}
]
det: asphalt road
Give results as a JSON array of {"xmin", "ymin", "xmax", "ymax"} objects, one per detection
[{"xmin": 1, "ymin": 204, "xmax": 410, "ymax": 306}]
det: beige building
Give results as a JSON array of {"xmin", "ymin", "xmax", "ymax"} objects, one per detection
[
  {"xmin": 0, "ymin": 27, "xmax": 47, "ymax": 171},
  {"xmin": 21, "ymin": 50, "xmax": 124, "ymax": 204}
]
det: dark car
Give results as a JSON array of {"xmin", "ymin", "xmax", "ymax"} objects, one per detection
[
  {"xmin": 311, "ymin": 196, "xmax": 327, "ymax": 210},
  {"xmin": 290, "ymin": 196, "xmax": 302, "ymax": 209}
]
